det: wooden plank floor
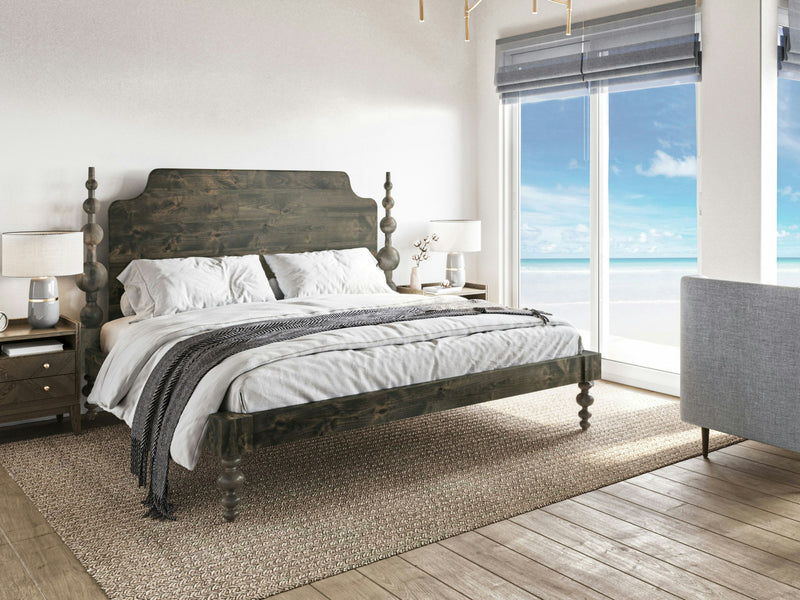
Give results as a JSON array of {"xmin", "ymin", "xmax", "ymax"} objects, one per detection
[{"xmin": 3, "ymin": 420, "xmax": 800, "ymax": 600}]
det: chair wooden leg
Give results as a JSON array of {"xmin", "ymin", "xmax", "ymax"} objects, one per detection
[
  {"xmin": 218, "ymin": 454, "xmax": 244, "ymax": 522},
  {"xmin": 576, "ymin": 381, "xmax": 594, "ymax": 431},
  {"xmin": 702, "ymin": 427, "xmax": 709, "ymax": 459}
]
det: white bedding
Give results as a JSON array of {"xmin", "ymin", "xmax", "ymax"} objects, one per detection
[{"xmin": 90, "ymin": 293, "xmax": 581, "ymax": 471}]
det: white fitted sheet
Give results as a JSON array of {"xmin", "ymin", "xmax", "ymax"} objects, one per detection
[{"xmin": 92, "ymin": 294, "xmax": 581, "ymax": 470}]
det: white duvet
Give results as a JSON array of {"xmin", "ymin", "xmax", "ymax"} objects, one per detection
[{"xmin": 90, "ymin": 293, "xmax": 581, "ymax": 470}]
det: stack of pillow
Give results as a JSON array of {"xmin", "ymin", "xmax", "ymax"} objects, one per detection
[{"xmin": 118, "ymin": 247, "xmax": 392, "ymax": 319}]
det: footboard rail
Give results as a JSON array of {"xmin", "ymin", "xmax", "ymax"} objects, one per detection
[{"xmin": 205, "ymin": 350, "xmax": 600, "ymax": 521}]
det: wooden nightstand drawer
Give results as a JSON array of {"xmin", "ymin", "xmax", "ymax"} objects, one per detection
[
  {"xmin": 0, "ymin": 316, "xmax": 81, "ymax": 434},
  {"xmin": 0, "ymin": 375, "xmax": 76, "ymax": 408},
  {"xmin": 0, "ymin": 396, "xmax": 77, "ymax": 419},
  {"xmin": 0, "ymin": 351, "xmax": 76, "ymax": 382}
]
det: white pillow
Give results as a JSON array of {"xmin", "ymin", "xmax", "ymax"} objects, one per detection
[
  {"xmin": 120, "ymin": 292, "xmax": 136, "ymax": 317},
  {"xmin": 264, "ymin": 248, "xmax": 392, "ymax": 298},
  {"xmin": 118, "ymin": 255, "xmax": 275, "ymax": 318}
]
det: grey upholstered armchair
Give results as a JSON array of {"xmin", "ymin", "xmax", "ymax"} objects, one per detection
[{"xmin": 681, "ymin": 276, "xmax": 800, "ymax": 457}]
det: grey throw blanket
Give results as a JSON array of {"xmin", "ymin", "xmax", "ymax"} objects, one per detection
[{"xmin": 131, "ymin": 302, "xmax": 551, "ymax": 520}]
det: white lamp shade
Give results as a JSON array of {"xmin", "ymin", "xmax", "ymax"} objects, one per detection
[
  {"xmin": 1, "ymin": 231, "xmax": 84, "ymax": 277},
  {"xmin": 429, "ymin": 220, "xmax": 481, "ymax": 253}
]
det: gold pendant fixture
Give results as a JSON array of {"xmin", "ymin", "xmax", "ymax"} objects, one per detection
[{"xmin": 419, "ymin": 0, "xmax": 573, "ymax": 41}]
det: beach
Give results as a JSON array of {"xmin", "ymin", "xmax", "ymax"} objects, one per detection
[{"xmin": 521, "ymin": 258, "xmax": 800, "ymax": 371}]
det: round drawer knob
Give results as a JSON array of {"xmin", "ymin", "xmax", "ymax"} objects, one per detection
[
  {"xmin": 43, "ymin": 385, "xmax": 50, "ymax": 392},
  {"xmin": 43, "ymin": 363, "xmax": 50, "ymax": 369}
]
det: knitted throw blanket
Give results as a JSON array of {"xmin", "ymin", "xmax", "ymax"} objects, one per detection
[{"xmin": 130, "ymin": 303, "xmax": 551, "ymax": 520}]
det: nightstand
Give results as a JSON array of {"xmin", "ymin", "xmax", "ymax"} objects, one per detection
[
  {"xmin": 397, "ymin": 282, "xmax": 488, "ymax": 301},
  {"xmin": 0, "ymin": 316, "xmax": 81, "ymax": 434}
]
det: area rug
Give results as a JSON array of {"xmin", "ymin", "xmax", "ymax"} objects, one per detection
[{"xmin": 0, "ymin": 381, "xmax": 737, "ymax": 600}]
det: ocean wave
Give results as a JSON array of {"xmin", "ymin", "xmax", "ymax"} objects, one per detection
[
  {"xmin": 522, "ymin": 300, "xmax": 680, "ymax": 306},
  {"xmin": 521, "ymin": 269, "xmax": 592, "ymax": 275},
  {"xmin": 520, "ymin": 266, "xmax": 697, "ymax": 275}
]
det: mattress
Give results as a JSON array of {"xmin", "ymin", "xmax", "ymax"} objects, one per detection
[{"xmin": 92, "ymin": 293, "xmax": 581, "ymax": 470}]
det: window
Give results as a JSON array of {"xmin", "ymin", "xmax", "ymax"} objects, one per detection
[
  {"xmin": 520, "ymin": 97, "xmax": 591, "ymax": 346},
  {"xmin": 517, "ymin": 84, "xmax": 697, "ymax": 383},
  {"xmin": 777, "ymin": 78, "xmax": 800, "ymax": 286},
  {"xmin": 499, "ymin": 2, "xmax": 701, "ymax": 393},
  {"xmin": 605, "ymin": 84, "xmax": 697, "ymax": 373}
]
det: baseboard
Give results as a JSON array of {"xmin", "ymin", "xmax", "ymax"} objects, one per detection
[{"xmin": 601, "ymin": 358, "xmax": 680, "ymax": 397}]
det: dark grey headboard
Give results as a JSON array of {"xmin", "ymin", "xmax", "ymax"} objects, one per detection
[{"xmin": 106, "ymin": 169, "xmax": 399, "ymax": 319}]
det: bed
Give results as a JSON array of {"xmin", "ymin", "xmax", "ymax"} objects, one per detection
[{"xmin": 83, "ymin": 168, "xmax": 600, "ymax": 522}]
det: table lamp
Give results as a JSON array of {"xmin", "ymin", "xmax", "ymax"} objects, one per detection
[
  {"xmin": 1, "ymin": 231, "xmax": 84, "ymax": 328},
  {"xmin": 429, "ymin": 220, "xmax": 481, "ymax": 289}
]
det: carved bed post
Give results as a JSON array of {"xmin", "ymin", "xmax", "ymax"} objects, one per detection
[
  {"xmin": 75, "ymin": 166, "xmax": 108, "ymax": 417},
  {"xmin": 206, "ymin": 412, "xmax": 253, "ymax": 522},
  {"xmin": 576, "ymin": 381, "xmax": 594, "ymax": 431},
  {"xmin": 377, "ymin": 172, "xmax": 400, "ymax": 290}
]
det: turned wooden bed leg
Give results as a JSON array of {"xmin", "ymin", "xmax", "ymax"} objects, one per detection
[
  {"xmin": 701, "ymin": 427, "xmax": 709, "ymax": 459},
  {"xmin": 576, "ymin": 381, "xmax": 594, "ymax": 431},
  {"xmin": 218, "ymin": 455, "xmax": 244, "ymax": 522}
]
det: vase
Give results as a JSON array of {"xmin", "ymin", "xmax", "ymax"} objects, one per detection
[{"xmin": 409, "ymin": 266, "xmax": 421, "ymax": 290}]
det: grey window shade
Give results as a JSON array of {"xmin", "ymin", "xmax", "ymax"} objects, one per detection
[
  {"xmin": 780, "ymin": 0, "xmax": 800, "ymax": 80},
  {"xmin": 496, "ymin": 31, "xmax": 587, "ymax": 102},
  {"xmin": 496, "ymin": 1, "xmax": 701, "ymax": 104}
]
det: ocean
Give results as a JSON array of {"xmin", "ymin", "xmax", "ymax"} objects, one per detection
[{"xmin": 520, "ymin": 258, "xmax": 800, "ymax": 360}]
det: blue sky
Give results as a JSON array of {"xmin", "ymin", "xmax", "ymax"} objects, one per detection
[
  {"xmin": 521, "ymin": 80, "xmax": 800, "ymax": 260},
  {"xmin": 520, "ymin": 84, "xmax": 698, "ymax": 259}
]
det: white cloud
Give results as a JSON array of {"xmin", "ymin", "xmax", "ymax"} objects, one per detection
[
  {"xmin": 611, "ymin": 165, "xmax": 621, "ymax": 175},
  {"xmin": 575, "ymin": 224, "xmax": 589, "ymax": 233},
  {"xmin": 780, "ymin": 186, "xmax": 800, "ymax": 202},
  {"xmin": 647, "ymin": 228, "xmax": 676, "ymax": 239},
  {"xmin": 778, "ymin": 230, "xmax": 791, "ymax": 238},
  {"xmin": 568, "ymin": 158, "xmax": 580, "ymax": 170},
  {"xmin": 635, "ymin": 150, "xmax": 697, "ymax": 178},
  {"xmin": 638, "ymin": 232, "xmax": 648, "ymax": 243},
  {"xmin": 520, "ymin": 184, "xmax": 590, "ymax": 214}
]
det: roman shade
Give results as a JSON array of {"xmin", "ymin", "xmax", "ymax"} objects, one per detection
[
  {"xmin": 496, "ymin": 0, "xmax": 701, "ymax": 103},
  {"xmin": 780, "ymin": 0, "xmax": 800, "ymax": 80}
]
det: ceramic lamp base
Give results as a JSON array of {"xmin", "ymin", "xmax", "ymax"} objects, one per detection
[
  {"xmin": 28, "ymin": 277, "xmax": 59, "ymax": 329},
  {"xmin": 445, "ymin": 252, "xmax": 466, "ymax": 288}
]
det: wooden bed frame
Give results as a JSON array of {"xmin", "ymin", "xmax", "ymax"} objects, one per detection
[{"xmin": 81, "ymin": 168, "xmax": 600, "ymax": 522}]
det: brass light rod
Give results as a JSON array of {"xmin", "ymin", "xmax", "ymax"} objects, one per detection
[
  {"xmin": 548, "ymin": 0, "xmax": 573, "ymax": 35},
  {"xmin": 418, "ymin": 0, "xmax": 572, "ymax": 40},
  {"xmin": 465, "ymin": 0, "xmax": 485, "ymax": 41}
]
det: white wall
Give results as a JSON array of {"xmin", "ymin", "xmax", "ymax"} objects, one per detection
[
  {"xmin": 3, "ymin": 0, "xmax": 782, "ymax": 318},
  {"xmin": 0, "ymin": 0, "xmax": 478, "ymax": 319},
  {"xmin": 698, "ymin": 0, "xmax": 778, "ymax": 283},
  {"xmin": 473, "ymin": 0, "xmax": 781, "ymax": 301}
]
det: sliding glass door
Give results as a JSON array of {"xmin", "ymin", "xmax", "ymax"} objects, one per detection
[
  {"xmin": 517, "ymin": 84, "xmax": 698, "ymax": 389},
  {"xmin": 605, "ymin": 85, "xmax": 698, "ymax": 373},
  {"xmin": 520, "ymin": 97, "xmax": 592, "ymax": 348}
]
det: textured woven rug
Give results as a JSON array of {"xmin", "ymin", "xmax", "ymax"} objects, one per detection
[{"xmin": 0, "ymin": 381, "xmax": 736, "ymax": 600}]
